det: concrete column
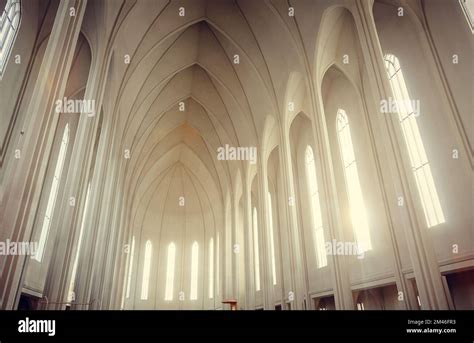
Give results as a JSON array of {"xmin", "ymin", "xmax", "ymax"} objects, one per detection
[
  {"xmin": 307, "ymin": 89, "xmax": 354, "ymax": 309},
  {"xmin": 278, "ymin": 129, "xmax": 309, "ymax": 310},
  {"xmin": 95, "ymin": 127, "xmax": 133, "ymax": 310},
  {"xmin": 256, "ymin": 151, "xmax": 274, "ymax": 309},
  {"xmin": 351, "ymin": 0, "xmax": 449, "ymax": 310},
  {"xmin": 41, "ymin": 18, "xmax": 113, "ymax": 311},
  {"xmin": 90, "ymin": 159, "xmax": 128, "ymax": 309},
  {"xmin": 231, "ymin": 192, "xmax": 238, "ymax": 300},
  {"xmin": 223, "ymin": 193, "xmax": 233, "ymax": 301},
  {"xmin": 243, "ymin": 170, "xmax": 256, "ymax": 309},
  {"xmin": 0, "ymin": 0, "xmax": 87, "ymax": 310},
  {"xmin": 72, "ymin": 113, "xmax": 115, "ymax": 309},
  {"xmin": 275, "ymin": 164, "xmax": 289, "ymax": 308}
]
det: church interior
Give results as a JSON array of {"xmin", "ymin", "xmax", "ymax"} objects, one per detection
[{"xmin": 0, "ymin": 0, "xmax": 473, "ymax": 311}]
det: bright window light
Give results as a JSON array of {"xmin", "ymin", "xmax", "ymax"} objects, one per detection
[
  {"xmin": 267, "ymin": 192, "xmax": 277, "ymax": 285},
  {"xmin": 216, "ymin": 233, "xmax": 220, "ymax": 296},
  {"xmin": 385, "ymin": 54, "xmax": 445, "ymax": 228},
  {"xmin": 208, "ymin": 237, "xmax": 214, "ymax": 299},
  {"xmin": 190, "ymin": 241, "xmax": 199, "ymax": 300},
  {"xmin": 304, "ymin": 145, "xmax": 328, "ymax": 268},
  {"xmin": 125, "ymin": 236, "xmax": 135, "ymax": 298},
  {"xmin": 336, "ymin": 110, "xmax": 372, "ymax": 252},
  {"xmin": 253, "ymin": 207, "xmax": 261, "ymax": 291},
  {"xmin": 164, "ymin": 242, "xmax": 176, "ymax": 301},
  {"xmin": 140, "ymin": 240, "xmax": 152, "ymax": 300},
  {"xmin": 67, "ymin": 183, "xmax": 91, "ymax": 302},
  {"xmin": 34, "ymin": 123, "xmax": 70, "ymax": 262}
]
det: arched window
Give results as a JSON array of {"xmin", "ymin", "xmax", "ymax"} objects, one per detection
[
  {"xmin": 252, "ymin": 207, "xmax": 261, "ymax": 291},
  {"xmin": 384, "ymin": 54, "xmax": 445, "ymax": 228},
  {"xmin": 164, "ymin": 242, "xmax": 176, "ymax": 301},
  {"xmin": 190, "ymin": 241, "xmax": 199, "ymax": 300},
  {"xmin": 267, "ymin": 192, "xmax": 277, "ymax": 285},
  {"xmin": 336, "ymin": 110, "xmax": 372, "ymax": 252},
  {"xmin": 67, "ymin": 182, "xmax": 91, "ymax": 302},
  {"xmin": 140, "ymin": 240, "xmax": 152, "ymax": 300},
  {"xmin": 125, "ymin": 236, "xmax": 135, "ymax": 298},
  {"xmin": 304, "ymin": 146, "xmax": 327, "ymax": 268},
  {"xmin": 0, "ymin": 0, "xmax": 21, "ymax": 79},
  {"xmin": 34, "ymin": 123, "xmax": 70, "ymax": 262},
  {"xmin": 216, "ymin": 233, "xmax": 220, "ymax": 296},
  {"xmin": 208, "ymin": 237, "xmax": 214, "ymax": 299}
]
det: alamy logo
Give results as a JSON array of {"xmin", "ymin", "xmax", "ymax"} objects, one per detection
[
  {"xmin": 55, "ymin": 97, "xmax": 96, "ymax": 117},
  {"xmin": 0, "ymin": 239, "xmax": 37, "ymax": 256},
  {"xmin": 380, "ymin": 97, "xmax": 420, "ymax": 117},
  {"xmin": 325, "ymin": 239, "xmax": 365, "ymax": 259},
  {"xmin": 217, "ymin": 144, "xmax": 257, "ymax": 165},
  {"xmin": 18, "ymin": 317, "xmax": 56, "ymax": 336}
]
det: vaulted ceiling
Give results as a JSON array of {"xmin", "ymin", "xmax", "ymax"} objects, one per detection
[{"xmin": 77, "ymin": 0, "xmax": 369, "ymax": 250}]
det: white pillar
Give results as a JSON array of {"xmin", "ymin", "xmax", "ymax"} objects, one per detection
[
  {"xmin": 351, "ymin": 0, "xmax": 449, "ymax": 310},
  {"xmin": 231, "ymin": 191, "xmax": 238, "ymax": 300},
  {"xmin": 0, "ymin": 0, "xmax": 87, "ymax": 310},
  {"xmin": 277, "ymin": 129, "xmax": 309, "ymax": 310},
  {"xmin": 256, "ymin": 150, "xmax": 275, "ymax": 309},
  {"xmin": 309, "ymin": 89, "xmax": 354, "ymax": 310},
  {"xmin": 243, "ymin": 170, "xmax": 256, "ymax": 309}
]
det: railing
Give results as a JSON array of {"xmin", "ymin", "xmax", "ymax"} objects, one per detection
[{"xmin": 38, "ymin": 296, "xmax": 97, "ymax": 310}]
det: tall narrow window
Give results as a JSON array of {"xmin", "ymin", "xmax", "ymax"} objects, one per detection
[
  {"xmin": 0, "ymin": 0, "xmax": 21, "ymax": 79},
  {"xmin": 190, "ymin": 241, "xmax": 199, "ymax": 300},
  {"xmin": 216, "ymin": 233, "xmax": 220, "ymax": 296},
  {"xmin": 384, "ymin": 54, "xmax": 445, "ymax": 228},
  {"xmin": 267, "ymin": 192, "xmax": 277, "ymax": 285},
  {"xmin": 336, "ymin": 110, "xmax": 372, "ymax": 252},
  {"xmin": 140, "ymin": 240, "xmax": 152, "ymax": 300},
  {"xmin": 459, "ymin": 0, "xmax": 474, "ymax": 32},
  {"xmin": 125, "ymin": 236, "xmax": 135, "ymax": 298},
  {"xmin": 34, "ymin": 123, "xmax": 70, "ymax": 262},
  {"xmin": 164, "ymin": 242, "xmax": 176, "ymax": 301},
  {"xmin": 304, "ymin": 146, "xmax": 327, "ymax": 268},
  {"xmin": 67, "ymin": 183, "xmax": 91, "ymax": 302},
  {"xmin": 253, "ymin": 207, "xmax": 261, "ymax": 291},
  {"xmin": 208, "ymin": 238, "xmax": 214, "ymax": 299}
]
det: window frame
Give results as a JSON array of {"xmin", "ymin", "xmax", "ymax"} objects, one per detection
[
  {"xmin": 0, "ymin": 0, "xmax": 21, "ymax": 79},
  {"xmin": 384, "ymin": 54, "xmax": 445, "ymax": 228}
]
